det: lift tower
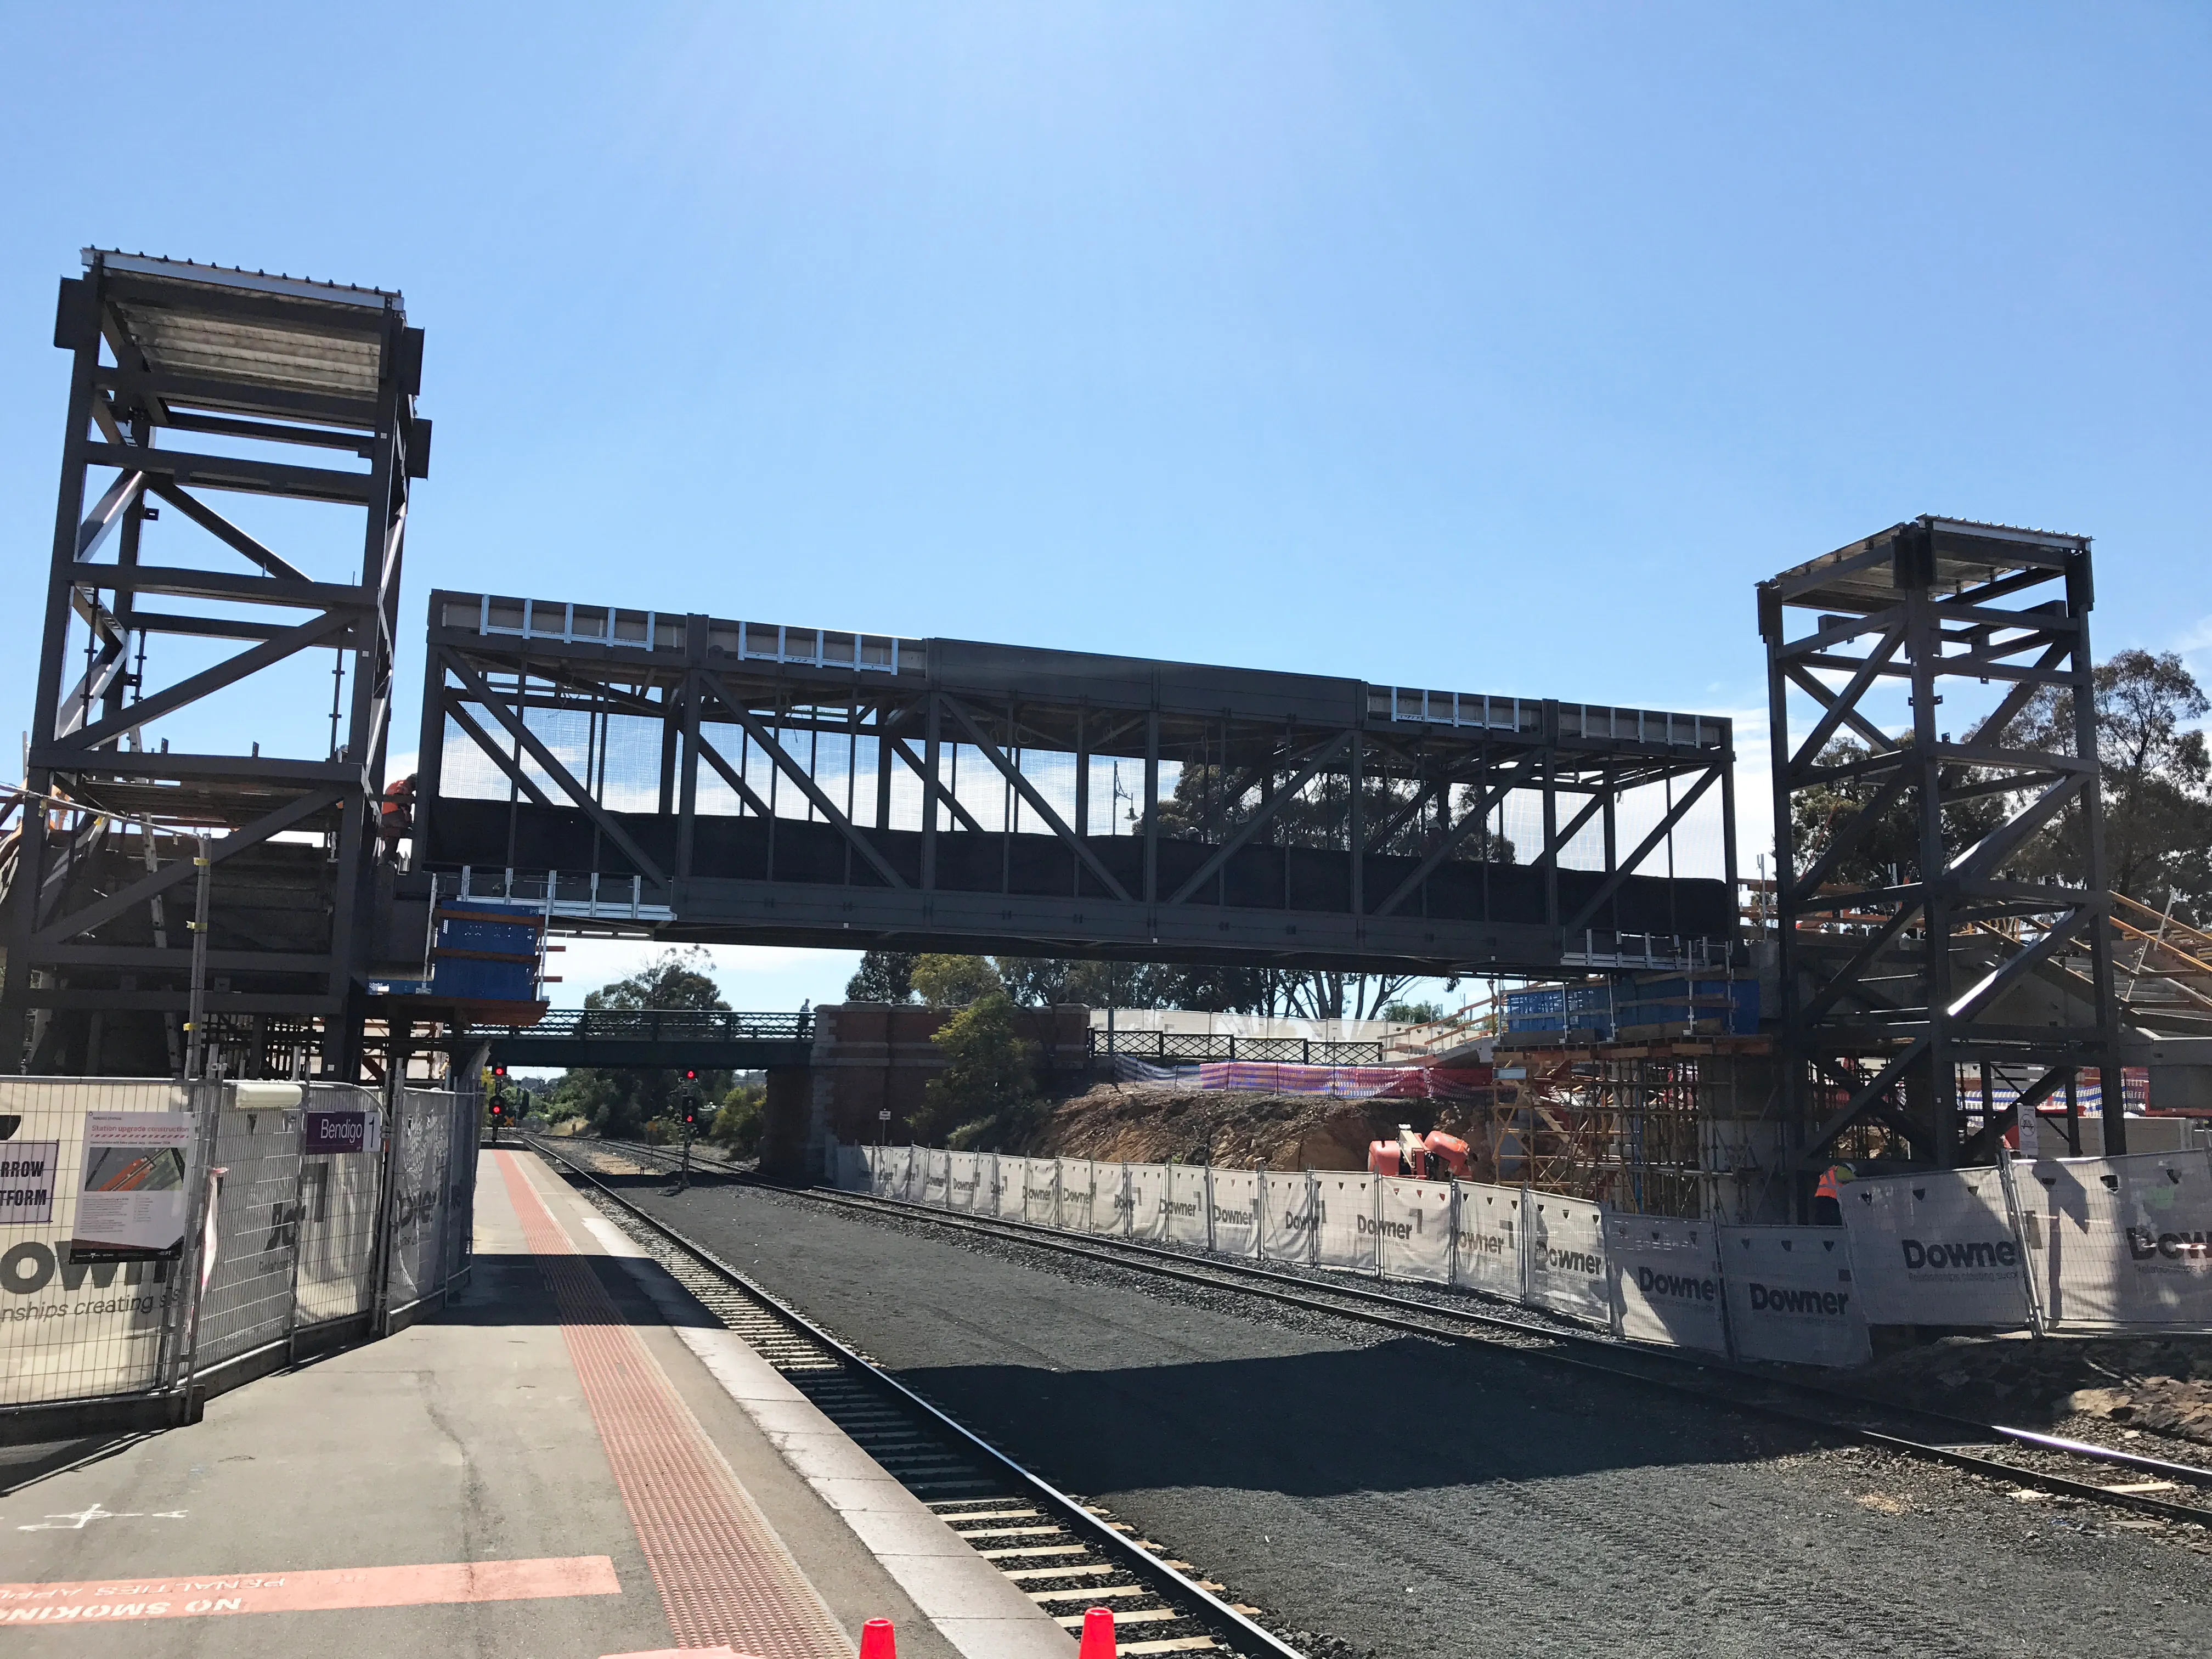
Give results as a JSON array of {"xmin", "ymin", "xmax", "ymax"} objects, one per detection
[
  {"xmin": 3, "ymin": 251, "xmax": 428, "ymax": 1078},
  {"xmin": 1760, "ymin": 516, "xmax": 2123, "ymax": 1178}
]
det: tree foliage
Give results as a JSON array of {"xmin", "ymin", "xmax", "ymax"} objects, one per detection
[
  {"xmin": 845, "ymin": 950, "xmax": 918, "ymax": 1003},
  {"xmin": 709, "ymin": 1080, "xmax": 766, "ymax": 1159},
  {"xmin": 918, "ymin": 989, "xmax": 1036, "ymax": 1145},
  {"xmin": 911, "ymin": 953, "xmax": 1004, "ymax": 1007},
  {"xmin": 543, "ymin": 948, "xmax": 732, "ymax": 1139},
  {"xmin": 2010, "ymin": 648, "xmax": 2212, "ymax": 910},
  {"xmin": 1785, "ymin": 649, "xmax": 2212, "ymax": 923}
]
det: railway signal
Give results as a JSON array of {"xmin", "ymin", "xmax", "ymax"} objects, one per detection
[{"xmin": 671, "ymin": 1069, "xmax": 704, "ymax": 1193}]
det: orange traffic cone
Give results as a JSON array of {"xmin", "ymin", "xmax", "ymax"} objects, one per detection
[
  {"xmin": 859, "ymin": 1620, "xmax": 896, "ymax": 1659},
  {"xmin": 1079, "ymin": 1607, "xmax": 1116, "ymax": 1659}
]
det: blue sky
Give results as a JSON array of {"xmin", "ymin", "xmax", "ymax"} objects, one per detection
[{"xmin": 2, "ymin": 5, "xmax": 2205, "ymax": 1016}]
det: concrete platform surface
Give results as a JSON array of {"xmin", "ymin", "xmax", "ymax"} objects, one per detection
[{"xmin": 1, "ymin": 1148, "xmax": 1067, "ymax": 1659}]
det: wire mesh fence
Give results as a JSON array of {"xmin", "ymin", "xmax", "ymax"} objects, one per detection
[
  {"xmin": 0, "ymin": 1076, "xmax": 478, "ymax": 1422},
  {"xmin": 0, "ymin": 1079, "xmax": 197, "ymax": 1408}
]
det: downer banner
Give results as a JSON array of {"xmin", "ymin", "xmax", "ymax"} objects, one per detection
[
  {"xmin": 834, "ymin": 1142, "xmax": 2212, "ymax": 1363},
  {"xmin": 1606, "ymin": 1214, "xmax": 1728, "ymax": 1354},
  {"xmin": 1719, "ymin": 1226, "xmax": 1870, "ymax": 1367},
  {"xmin": 1841, "ymin": 1167, "xmax": 2030, "ymax": 1328}
]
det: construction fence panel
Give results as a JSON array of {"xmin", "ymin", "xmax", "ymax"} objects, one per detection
[
  {"xmin": 1166, "ymin": 1166, "xmax": 1211, "ymax": 1250},
  {"xmin": 1605, "ymin": 1212, "xmax": 1728, "ymax": 1355},
  {"xmin": 1718, "ymin": 1224, "xmax": 1870, "ymax": 1367},
  {"xmin": 1525, "ymin": 1193, "xmax": 1610, "ymax": 1325},
  {"xmin": 889, "ymin": 1146, "xmax": 918, "ymax": 1202},
  {"xmin": 2012, "ymin": 1150, "xmax": 2212, "ymax": 1331},
  {"xmin": 945, "ymin": 1150, "xmax": 983, "ymax": 1212},
  {"xmin": 440, "ymin": 1091, "xmax": 478, "ymax": 1293},
  {"xmin": 919, "ymin": 1149, "xmax": 951, "ymax": 1207},
  {"xmin": 1126, "ymin": 1165, "xmax": 1172, "ymax": 1243},
  {"xmin": 995, "ymin": 1156, "xmax": 1029, "ymax": 1220},
  {"xmin": 1206, "ymin": 1170, "xmax": 1262, "ymax": 1260},
  {"xmin": 1378, "ymin": 1178, "xmax": 1453, "ymax": 1286},
  {"xmin": 1261, "ymin": 1172, "xmax": 1317, "ymax": 1262},
  {"xmin": 1451, "ymin": 1182, "xmax": 1524, "ymax": 1300},
  {"xmin": 1841, "ymin": 1167, "xmax": 2029, "ymax": 1329},
  {"xmin": 1091, "ymin": 1162, "xmax": 1131, "ymax": 1235},
  {"xmin": 0, "ymin": 1079, "xmax": 200, "ymax": 1408},
  {"xmin": 383, "ymin": 1090, "xmax": 461, "ymax": 1318},
  {"xmin": 292, "ymin": 1085, "xmax": 387, "ymax": 1329},
  {"xmin": 1313, "ymin": 1171, "xmax": 1377, "ymax": 1273},
  {"xmin": 1024, "ymin": 1158, "xmax": 1060, "ymax": 1227},
  {"xmin": 1058, "ymin": 1160, "xmax": 1096, "ymax": 1231},
  {"xmin": 194, "ymin": 1097, "xmax": 306, "ymax": 1372}
]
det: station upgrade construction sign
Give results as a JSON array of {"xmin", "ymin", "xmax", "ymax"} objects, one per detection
[
  {"xmin": 71, "ymin": 1113, "xmax": 196, "ymax": 1263},
  {"xmin": 1839, "ymin": 1166, "xmax": 2029, "ymax": 1328}
]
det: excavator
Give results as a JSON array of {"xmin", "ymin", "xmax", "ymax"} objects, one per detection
[{"xmin": 1367, "ymin": 1122, "xmax": 1472, "ymax": 1181}]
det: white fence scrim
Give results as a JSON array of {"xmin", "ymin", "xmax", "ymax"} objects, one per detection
[
  {"xmin": 1379, "ymin": 1178, "xmax": 1453, "ymax": 1285},
  {"xmin": 1206, "ymin": 1169, "xmax": 1262, "ymax": 1260},
  {"xmin": 1093, "ymin": 1163, "xmax": 1132, "ymax": 1234},
  {"xmin": 1525, "ymin": 1193, "xmax": 1610, "ymax": 1324},
  {"xmin": 1313, "ymin": 1172, "xmax": 1377, "ymax": 1273},
  {"xmin": 1452, "ymin": 1182, "xmax": 1524, "ymax": 1300},
  {"xmin": 1024, "ymin": 1158, "xmax": 1060, "ymax": 1227},
  {"xmin": 830, "ymin": 1136, "xmax": 2212, "ymax": 1364},
  {"xmin": 1719, "ymin": 1225, "xmax": 1870, "ymax": 1367},
  {"xmin": 1841, "ymin": 1167, "xmax": 2029, "ymax": 1328},
  {"xmin": 1607, "ymin": 1213, "xmax": 1728, "ymax": 1354},
  {"xmin": 1262, "ymin": 1171, "xmax": 1318, "ymax": 1261},
  {"xmin": 1166, "ymin": 1167, "xmax": 1211, "ymax": 1249},
  {"xmin": 1058, "ymin": 1159, "xmax": 1097, "ymax": 1232},
  {"xmin": 2011, "ymin": 1150, "xmax": 2212, "ymax": 1330},
  {"xmin": 1126, "ymin": 1165, "xmax": 1171, "ymax": 1243}
]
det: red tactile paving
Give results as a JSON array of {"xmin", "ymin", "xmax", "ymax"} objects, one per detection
[{"xmin": 495, "ymin": 1152, "xmax": 852, "ymax": 1658}]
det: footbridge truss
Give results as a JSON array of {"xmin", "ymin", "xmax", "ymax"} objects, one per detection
[{"xmin": 416, "ymin": 593, "xmax": 1737, "ymax": 978}]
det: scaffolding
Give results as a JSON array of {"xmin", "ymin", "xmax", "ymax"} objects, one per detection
[{"xmin": 2, "ymin": 251, "xmax": 430, "ymax": 1079}]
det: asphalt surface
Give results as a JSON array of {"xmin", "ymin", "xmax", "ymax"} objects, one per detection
[{"xmin": 607, "ymin": 1171, "xmax": 2212, "ymax": 1659}]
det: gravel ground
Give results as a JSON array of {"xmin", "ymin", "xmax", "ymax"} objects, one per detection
[{"xmin": 602, "ymin": 1171, "xmax": 2212, "ymax": 1659}]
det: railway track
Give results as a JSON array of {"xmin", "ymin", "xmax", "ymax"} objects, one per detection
[
  {"xmin": 527, "ymin": 1137, "xmax": 1301, "ymax": 1659},
  {"xmin": 569, "ymin": 1134, "xmax": 2212, "ymax": 1534}
]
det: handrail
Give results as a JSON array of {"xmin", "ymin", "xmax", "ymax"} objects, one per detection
[{"xmin": 478, "ymin": 1008, "xmax": 815, "ymax": 1041}]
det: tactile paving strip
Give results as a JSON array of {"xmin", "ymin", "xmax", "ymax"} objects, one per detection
[{"xmin": 495, "ymin": 1153, "xmax": 852, "ymax": 1658}]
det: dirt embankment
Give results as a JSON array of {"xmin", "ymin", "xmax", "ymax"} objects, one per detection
[
  {"xmin": 1009, "ymin": 1082, "xmax": 1417, "ymax": 1170},
  {"xmin": 1858, "ymin": 1331, "xmax": 2212, "ymax": 1447}
]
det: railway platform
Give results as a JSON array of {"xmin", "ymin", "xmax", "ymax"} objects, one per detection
[{"xmin": 2, "ymin": 1148, "xmax": 1071, "ymax": 1659}]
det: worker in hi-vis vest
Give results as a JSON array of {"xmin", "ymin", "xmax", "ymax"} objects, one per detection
[
  {"xmin": 379, "ymin": 774, "xmax": 416, "ymax": 859},
  {"xmin": 1813, "ymin": 1162, "xmax": 1854, "ymax": 1226}
]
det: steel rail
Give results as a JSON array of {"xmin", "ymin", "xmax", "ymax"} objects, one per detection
[
  {"xmin": 759, "ymin": 1174, "xmax": 2212, "ymax": 1527},
  {"xmin": 529, "ymin": 1138, "xmax": 1306, "ymax": 1659}
]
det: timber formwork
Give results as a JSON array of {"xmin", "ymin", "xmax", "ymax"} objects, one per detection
[
  {"xmin": 1471, "ymin": 1041, "xmax": 1771, "ymax": 1221},
  {"xmin": 1759, "ymin": 516, "xmax": 2123, "ymax": 1177},
  {"xmin": 415, "ymin": 591, "xmax": 1740, "ymax": 978},
  {"xmin": 2, "ymin": 252, "xmax": 430, "ymax": 1077}
]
